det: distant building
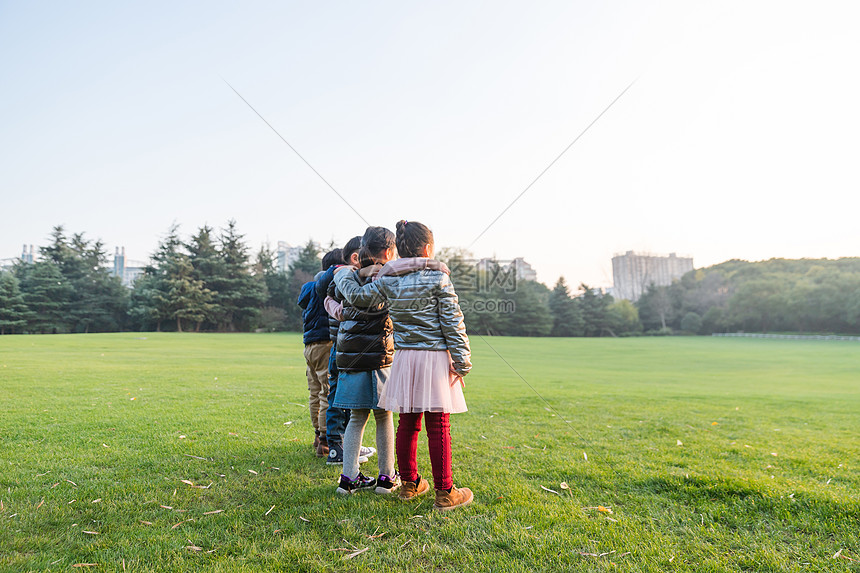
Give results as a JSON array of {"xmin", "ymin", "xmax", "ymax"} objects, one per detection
[
  {"xmin": 276, "ymin": 241, "xmax": 303, "ymax": 273},
  {"xmin": 612, "ymin": 251, "xmax": 694, "ymax": 302},
  {"xmin": 21, "ymin": 244, "xmax": 35, "ymax": 264},
  {"xmin": 111, "ymin": 247, "xmax": 146, "ymax": 287},
  {"xmin": 1, "ymin": 245, "xmax": 34, "ymax": 271},
  {"xmin": 474, "ymin": 257, "xmax": 538, "ymax": 285}
]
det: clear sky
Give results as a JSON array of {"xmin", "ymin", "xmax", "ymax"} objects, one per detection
[{"xmin": 2, "ymin": 1, "xmax": 858, "ymax": 287}]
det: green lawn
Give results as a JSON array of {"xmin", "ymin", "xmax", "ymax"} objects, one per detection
[{"xmin": 0, "ymin": 333, "xmax": 858, "ymax": 572}]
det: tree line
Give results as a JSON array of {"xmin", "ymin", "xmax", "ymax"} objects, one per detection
[
  {"xmin": 636, "ymin": 258, "xmax": 860, "ymax": 335},
  {"xmin": 0, "ymin": 223, "xmax": 322, "ymax": 334},
  {"xmin": 2, "ymin": 225, "xmax": 858, "ymax": 336}
]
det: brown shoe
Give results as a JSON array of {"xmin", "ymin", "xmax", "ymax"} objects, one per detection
[
  {"xmin": 316, "ymin": 438, "xmax": 329, "ymax": 458},
  {"xmin": 398, "ymin": 476, "xmax": 430, "ymax": 500},
  {"xmin": 433, "ymin": 486, "xmax": 473, "ymax": 511},
  {"xmin": 313, "ymin": 435, "xmax": 320, "ymax": 451}
]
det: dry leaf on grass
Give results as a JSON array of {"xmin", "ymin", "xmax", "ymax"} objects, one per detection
[
  {"xmin": 92, "ymin": 499, "xmax": 101, "ymax": 504},
  {"xmin": 140, "ymin": 521, "xmax": 153, "ymax": 526},
  {"xmin": 203, "ymin": 510, "xmax": 223, "ymax": 515},
  {"xmin": 83, "ymin": 531, "xmax": 99, "ymax": 535},
  {"xmin": 160, "ymin": 505, "xmax": 173, "ymax": 510},
  {"xmin": 172, "ymin": 519, "xmax": 194, "ymax": 529},
  {"xmin": 540, "ymin": 485, "xmax": 560, "ymax": 495},
  {"xmin": 265, "ymin": 505, "xmax": 275, "ymax": 516},
  {"xmin": 299, "ymin": 516, "xmax": 310, "ymax": 522},
  {"xmin": 677, "ymin": 440, "xmax": 683, "ymax": 446},
  {"xmin": 36, "ymin": 499, "xmax": 44, "ymax": 509},
  {"xmin": 583, "ymin": 506, "xmax": 614, "ymax": 514},
  {"xmin": 344, "ymin": 547, "xmax": 369, "ymax": 560},
  {"xmin": 180, "ymin": 480, "xmax": 194, "ymax": 486},
  {"xmin": 248, "ymin": 470, "xmax": 258, "ymax": 475},
  {"xmin": 72, "ymin": 564, "xmax": 98, "ymax": 568}
]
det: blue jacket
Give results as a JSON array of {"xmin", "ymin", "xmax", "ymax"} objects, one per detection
[{"xmin": 298, "ymin": 279, "xmax": 330, "ymax": 345}]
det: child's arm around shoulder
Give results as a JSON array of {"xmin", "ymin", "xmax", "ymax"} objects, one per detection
[
  {"xmin": 333, "ymin": 265, "xmax": 388, "ymax": 306},
  {"xmin": 436, "ymin": 273, "xmax": 471, "ymax": 377}
]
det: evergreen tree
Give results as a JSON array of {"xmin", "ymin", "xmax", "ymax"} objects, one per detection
[
  {"xmin": 507, "ymin": 280, "xmax": 553, "ymax": 336},
  {"xmin": 0, "ymin": 271, "xmax": 32, "ymax": 334},
  {"xmin": 211, "ymin": 220, "xmax": 266, "ymax": 331},
  {"xmin": 187, "ymin": 224, "xmax": 225, "ymax": 330},
  {"xmin": 577, "ymin": 283, "xmax": 614, "ymax": 337},
  {"xmin": 16, "ymin": 261, "xmax": 73, "ymax": 333},
  {"xmin": 548, "ymin": 277, "xmax": 585, "ymax": 336},
  {"xmin": 254, "ymin": 244, "xmax": 289, "ymax": 331},
  {"xmin": 131, "ymin": 224, "xmax": 184, "ymax": 331},
  {"xmin": 163, "ymin": 255, "xmax": 215, "ymax": 332},
  {"xmin": 36, "ymin": 227, "xmax": 127, "ymax": 332}
]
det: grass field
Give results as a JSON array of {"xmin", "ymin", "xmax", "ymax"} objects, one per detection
[{"xmin": 0, "ymin": 333, "xmax": 858, "ymax": 572}]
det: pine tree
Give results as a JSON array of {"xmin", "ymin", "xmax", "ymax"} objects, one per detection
[
  {"xmin": 187, "ymin": 224, "xmax": 225, "ymax": 330},
  {"xmin": 163, "ymin": 255, "xmax": 215, "ymax": 332},
  {"xmin": 549, "ymin": 277, "xmax": 585, "ymax": 336},
  {"xmin": 16, "ymin": 261, "xmax": 73, "ymax": 333},
  {"xmin": 254, "ymin": 244, "xmax": 288, "ymax": 331},
  {"xmin": 212, "ymin": 220, "xmax": 266, "ymax": 331},
  {"xmin": 131, "ymin": 224, "xmax": 184, "ymax": 331},
  {"xmin": 0, "ymin": 271, "xmax": 32, "ymax": 334}
]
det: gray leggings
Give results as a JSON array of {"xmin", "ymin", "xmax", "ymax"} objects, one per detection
[{"xmin": 342, "ymin": 408, "xmax": 395, "ymax": 480}]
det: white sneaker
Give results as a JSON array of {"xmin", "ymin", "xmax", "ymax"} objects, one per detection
[{"xmin": 359, "ymin": 446, "xmax": 376, "ymax": 458}]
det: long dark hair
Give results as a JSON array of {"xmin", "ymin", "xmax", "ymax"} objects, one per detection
[{"xmin": 395, "ymin": 220, "xmax": 433, "ymax": 258}]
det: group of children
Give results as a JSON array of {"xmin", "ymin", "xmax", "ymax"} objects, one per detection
[{"xmin": 297, "ymin": 220, "xmax": 473, "ymax": 511}]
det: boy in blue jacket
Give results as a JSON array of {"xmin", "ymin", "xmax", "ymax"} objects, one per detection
[{"xmin": 297, "ymin": 249, "xmax": 342, "ymax": 457}]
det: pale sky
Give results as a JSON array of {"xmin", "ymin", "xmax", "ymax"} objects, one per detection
[{"xmin": 2, "ymin": 1, "xmax": 858, "ymax": 288}]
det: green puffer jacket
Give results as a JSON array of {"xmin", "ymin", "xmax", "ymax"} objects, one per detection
[{"xmin": 333, "ymin": 261, "xmax": 472, "ymax": 377}]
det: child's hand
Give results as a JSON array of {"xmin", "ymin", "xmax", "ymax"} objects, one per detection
[
  {"xmin": 359, "ymin": 264, "xmax": 382, "ymax": 278},
  {"xmin": 449, "ymin": 366, "xmax": 465, "ymax": 388}
]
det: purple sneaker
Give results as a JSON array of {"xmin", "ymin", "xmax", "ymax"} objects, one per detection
[
  {"xmin": 336, "ymin": 473, "xmax": 377, "ymax": 495},
  {"xmin": 375, "ymin": 472, "xmax": 401, "ymax": 495}
]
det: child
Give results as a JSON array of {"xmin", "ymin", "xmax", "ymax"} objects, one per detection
[
  {"xmin": 334, "ymin": 220, "xmax": 473, "ymax": 510},
  {"xmin": 297, "ymin": 249, "xmax": 341, "ymax": 457},
  {"xmin": 315, "ymin": 236, "xmax": 363, "ymax": 463},
  {"xmin": 331, "ymin": 227, "xmax": 398, "ymax": 494}
]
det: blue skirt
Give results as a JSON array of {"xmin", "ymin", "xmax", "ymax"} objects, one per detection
[{"xmin": 332, "ymin": 368, "xmax": 390, "ymax": 410}]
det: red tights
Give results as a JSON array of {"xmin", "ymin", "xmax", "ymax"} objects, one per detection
[{"xmin": 395, "ymin": 412, "xmax": 452, "ymax": 491}]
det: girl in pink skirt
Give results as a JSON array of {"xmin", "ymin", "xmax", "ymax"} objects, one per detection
[{"xmin": 334, "ymin": 220, "xmax": 473, "ymax": 511}]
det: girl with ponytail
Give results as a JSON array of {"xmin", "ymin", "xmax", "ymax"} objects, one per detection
[{"xmin": 334, "ymin": 220, "xmax": 473, "ymax": 511}]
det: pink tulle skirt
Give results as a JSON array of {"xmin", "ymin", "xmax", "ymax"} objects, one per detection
[{"xmin": 377, "ymin": 349, "xmax": 468, "ymax": 414}]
